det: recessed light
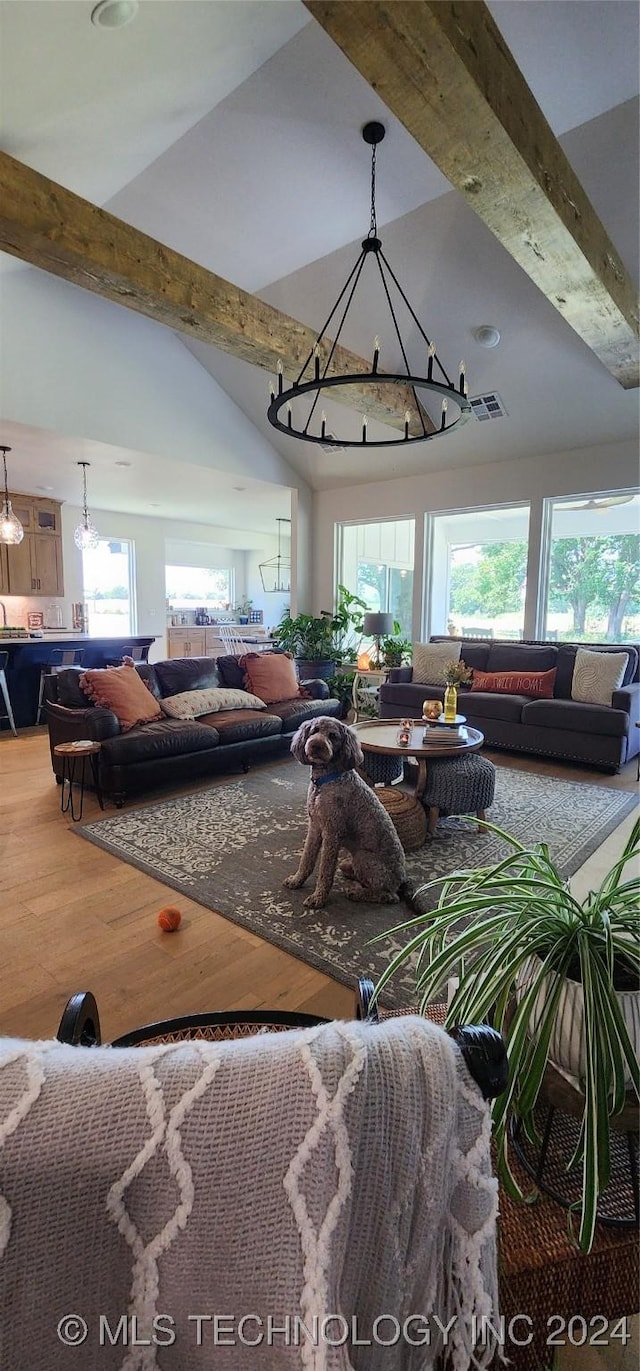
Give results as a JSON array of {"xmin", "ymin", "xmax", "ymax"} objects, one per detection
[
  {"xmin": 473, "ymin": 325, "xmax": 501, "ymax": 349},
  {"xmin": 115, "ymin": 460, "xmax": 132, "ymax": 468},
  {"xmin": 233, "ymin": 485, "xmax": 246, "ymax": 492},
  {"xmin": 91, "ymin": 0, "xmax": 138, "ymax": 29},
  {"xmin": 37, "ymin": 485, "xmax": 54, "ymax": 492}
]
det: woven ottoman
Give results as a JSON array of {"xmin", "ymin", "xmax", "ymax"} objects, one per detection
[
  {"xmin": 421, "ymin": 753, "xmax": 496, "ymax": 836},
  {"xmin": 362, "ymin": 752, "xmax": 404, "ymax": 786},
  {"xmin": 376, "ymin": 787, "xmax": 427, "ymax": 851}
]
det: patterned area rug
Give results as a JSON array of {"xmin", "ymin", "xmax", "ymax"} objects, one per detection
[{"xmin": 78, "ymin": 761, "xmax": 637, "ymax": 1009}]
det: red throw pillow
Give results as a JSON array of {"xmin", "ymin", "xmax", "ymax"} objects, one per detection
[
  {"xmin": 80, "ymin": 663, "xmax": 163, "ymax": 731},
  {"xmin": 242, "ymin": 652, "xmax": 302, "ymax": 705},
  {"xmin": 471, "ymin": 668, "xmax": 557, "ymax": 699}
]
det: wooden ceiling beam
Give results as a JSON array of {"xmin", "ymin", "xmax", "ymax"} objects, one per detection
[
  {"xmin": 0, "ymin": 150, "xmax": 430, "ymax": 435},
  {"xmin": 304, "ymin": 0, "xmax": 639, "ymax": 389}
]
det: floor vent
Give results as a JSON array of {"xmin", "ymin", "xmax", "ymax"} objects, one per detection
[{"xmin": 468, "ymin": 392, "xmax": 508, "ymax": 421}]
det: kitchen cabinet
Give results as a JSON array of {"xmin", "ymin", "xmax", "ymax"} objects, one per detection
[
  {"xmin": 167, "ymin": 628, "xmax": 206, "ymax": 658},
  {"xmin": 4, "ymin": 494, "xmax": 64, "ymax": 597},
  {"xmin": 6, "ymin": 532, "xmax": 64, "ymax": 596}
]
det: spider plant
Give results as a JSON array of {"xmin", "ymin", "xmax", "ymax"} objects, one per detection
[{"xmin": 374, "ymin": 816, "xmax": 640, "ymax": 1252}]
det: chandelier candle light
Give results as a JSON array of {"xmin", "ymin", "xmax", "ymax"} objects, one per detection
[
  {"xmin": 267, "ymin": 122, "xmax": 472, "ymax": 449},
  {"xmin": 73, "ymin": 461, "xmax": 100, "ymax": 551},
  {"xmin": 0, "ymin": 446, "xmax": 24, "ymax": 545}
]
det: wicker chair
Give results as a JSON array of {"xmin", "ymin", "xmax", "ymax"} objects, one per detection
[{"xmin": 57, "ymin": 985, "xmax": 507, "ymax": 1100}]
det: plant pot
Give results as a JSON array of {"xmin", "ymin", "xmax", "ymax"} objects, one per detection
[
  {"xmin": 517, "ymin": 954, "xmax": 640, "ymax": 1087},
  {"xmin": 295, "ymin": 657, "xmax": 336, "ymax": 682},
  {"xmin": 238, "ymin": 616, "xmax": 249, "ymax": 625}
]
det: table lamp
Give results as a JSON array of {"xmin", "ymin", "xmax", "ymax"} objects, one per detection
[{"xmin": 363, "ymin": 612, "xmax": 394, "ymax": 668}]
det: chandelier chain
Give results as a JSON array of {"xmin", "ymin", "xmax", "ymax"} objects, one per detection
[
  {"xmin": 1, "ymin": 449, "xmax": 9, "ymax": 506},
  {"xmin": 369, "ymin": 143, "xmax": 377, "ymax": 237}
]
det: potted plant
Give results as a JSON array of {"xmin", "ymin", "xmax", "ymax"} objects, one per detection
[
  {"xmin": 374, "ymin": 818, "xmax": 640, "ymax": 1252},
  {"xmin": 271, "ymin": 611, "xmax": 337, "ymax": 680},
  {"xmin": 234, "ymin": 598, "xmax": 253, "ymax": 625},
  {"xmin": 380, "ymin": 634, "xmax": 412, "ymax": 668},
  {"xmin": 272, "ymin": 586, "xmax": 369, "ymax": 681}
]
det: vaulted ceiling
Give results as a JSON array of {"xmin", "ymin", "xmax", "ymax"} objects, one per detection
[{"xmin": 1, "ymin": 0, "xmax": 638, "ymax": 493}]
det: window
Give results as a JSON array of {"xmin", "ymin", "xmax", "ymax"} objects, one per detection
[
  {"xmin": 541, "ymin": 491, "xmax": 640, "ymax": 643},
  {"xmin": 82, "ymin": 539, "xmax": 135, "ymax": 636},
  {"xmin": 165, "ymin": 565, "xmax": 233, "ymax": 612},
  {"xmin": 338, "ymin": 519, "xmax": 415, "ymax": 637},
  {"xmin": 428, "ymin": 505, "xmax": 530, "ymax": 640}
]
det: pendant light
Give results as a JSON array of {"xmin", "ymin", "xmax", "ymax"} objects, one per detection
[
  {"xmin": 259, "ymin": 517, "xmax": 291, "ymax": 593},
  {"xmin": 73, "ymin": 462, "xmax": 100, "ymax": 551},
  {"xmin": 0, "ymin": 446, "xmax": 24, "ymax": 545}
]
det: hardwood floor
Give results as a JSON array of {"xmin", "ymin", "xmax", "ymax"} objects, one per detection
[{"xmin": 0, "ymin": 726, "xmax": 637, "ymax": 1044}]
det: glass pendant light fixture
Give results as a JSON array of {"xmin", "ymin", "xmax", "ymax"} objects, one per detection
[
  {"xmin": 0, "ymin": 445, "xmax": 24, "ymax": 545},
  {"xmin": 73, "ymin": 461, "xmax": 100, "ymax": 551}
]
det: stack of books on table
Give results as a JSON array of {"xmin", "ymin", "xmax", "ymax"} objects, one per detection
[{"xmin": 424, "ymin": 722, "xmax": 468, "ymax": 744}]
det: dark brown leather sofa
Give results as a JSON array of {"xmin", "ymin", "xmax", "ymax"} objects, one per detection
[
  {"xmin": 44, "ymin": 655, "xmax": 340, "ymax": 805},
  {"xmin": 379, "ymin": 637, "xmax": 640, "ymax": 772}
]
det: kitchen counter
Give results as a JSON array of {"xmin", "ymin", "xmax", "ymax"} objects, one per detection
[{"xmin": 0, "ymin": 635, "xmax": 158, "ymax": 729}]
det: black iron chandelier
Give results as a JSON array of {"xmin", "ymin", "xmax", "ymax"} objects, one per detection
[{"xmin": 267, "ymin": 122, "xmax": 472, "ymax": 449}]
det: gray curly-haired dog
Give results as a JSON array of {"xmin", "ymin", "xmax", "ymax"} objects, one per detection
[{"xmin": 284, "ymin": 716, "xmax": 407, "ymax": 909}]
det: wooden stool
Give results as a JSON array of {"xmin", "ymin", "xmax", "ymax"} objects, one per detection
[
  {"xmin": 54, "ymin": 741, "xmax": 104, "ymax": 822},
  {"xmin": 376, "ymin": 786, "xmax": 427, "ymax": 850}
]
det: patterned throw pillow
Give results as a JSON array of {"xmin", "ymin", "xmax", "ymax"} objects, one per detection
[
  {"xmin": 242, "ymin": 652, "xmax": 303, "ymax": 704},
  {"xmin": 571, "ymin": 648, "xmax": 629, "ymax": 707},
  {"xmin": 160, "ymin": 687, "xmax": 267, "ymax": 719},
  {"xmin": 412, "ymin": 641, "xmax": 462, "ymax": 686},
  {"xmin": 471, "ymin": 668, "xmax": 557, "ymax": 698},
  {"xmin": 80, "ymin": 663, "xmax": 163, "ymax": 732}
]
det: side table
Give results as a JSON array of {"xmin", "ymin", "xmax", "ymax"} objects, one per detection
[
  {"xmin": 351, "ymin": 667, "xmax": 387, "ymax": 721},
  {"xmin": 54, "ymin": 741, "xmax": 104, "ymax": 822}
]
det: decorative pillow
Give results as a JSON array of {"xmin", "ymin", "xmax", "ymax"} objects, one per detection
[
  {"xmin": 216, "ymin": 654, "xmax": 247, "ymax": 691},
  {"xmin": 80, "ymin": 663, "xmax": 163, "ymax": 732},
  {"xmin": 161, "ymin": 687, "xmax": 267, "ymax": 719},
  {"xmin": 412, "ymin": 641, "xmax": 461, "ymax": 686},
  {"xmin": 471, "ymin": 668, "xmax": 557, "ymax": 699},
  {"xmin": 570, "ymin": 648, "xmax": 629, "ymax": 706},
  {"xmin": 242, "ymin": 652, "xmax": 302, "ymax": 704}
]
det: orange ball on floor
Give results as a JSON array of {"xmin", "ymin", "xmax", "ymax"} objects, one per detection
[{"xmin": 157, "ymin": 906, "xmax": 182, "ymax": 932}]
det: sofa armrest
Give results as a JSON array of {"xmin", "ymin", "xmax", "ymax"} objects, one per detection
[
  {"xmin": 612, "ymin": 681, "xmax": 640, "ymax": 730},
  {"xmin": 300, "ymin": 678, "xmax": 330, "ymax": 700},
  {"xmin": 45, "ymin": 701, "xmax": 121, "ymax": 747},
  {"xmin": 387, "ymin": 666, "xmax": 413, "ymax": 683}
]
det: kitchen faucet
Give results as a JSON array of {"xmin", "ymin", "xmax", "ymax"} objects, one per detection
[{"xmin": 0, "ymin": 600, "xmax": 7, "ymax": 628}]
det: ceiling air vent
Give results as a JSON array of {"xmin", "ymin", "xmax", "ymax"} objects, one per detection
[
  {"xmin": 468, "ymin": 392, "xmax": 508, "ymax": 421},
  {"xmin": 319, "ymin": 435, "xmax": 348, "ymax": 453}
]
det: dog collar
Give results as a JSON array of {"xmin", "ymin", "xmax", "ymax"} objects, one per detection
[{"xmin": 311, "ymin": 770, "xmax": 344, "ymax": 789}]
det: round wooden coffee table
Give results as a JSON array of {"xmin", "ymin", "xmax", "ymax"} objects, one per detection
[{"xmin": 351, "ymin": 719, "xmax": 484, "ymax": 800}]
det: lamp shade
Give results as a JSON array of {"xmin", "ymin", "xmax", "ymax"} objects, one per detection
[{"xmin": 363, "ymin": 612, "xmax": 394, "ymax": 638}]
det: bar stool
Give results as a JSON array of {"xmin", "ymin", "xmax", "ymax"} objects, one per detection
[
  {"xmin": 104, "ymin": 644, "xmax": 150, "ymax": 667},
  {"xmin": 36, "ymin": 648, "xmax": 85, "ymax": 724},
  {"xmin": 0, "ymin": 651, "xmax": 17, "ymax": 736}
]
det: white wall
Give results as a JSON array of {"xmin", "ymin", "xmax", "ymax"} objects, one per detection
[
  {"xmin": 314, "ymin": 438, "xmax": 639, "ymax": 639},
  {"xmin": 0, "ymin": 269, "xmax": 306, "ymax": 490},
  {"xmin": 60, "ymin": 505, "xmax": 294, "ymax": 658},
  {"xmin": 0, "ymin": 268, "xmax": 314, "ymax": 610}
]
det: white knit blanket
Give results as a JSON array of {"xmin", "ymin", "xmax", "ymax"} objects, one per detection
[{"xmin": 0, "ymin": 1018, "xmax": 499, "ymax": 1371}]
